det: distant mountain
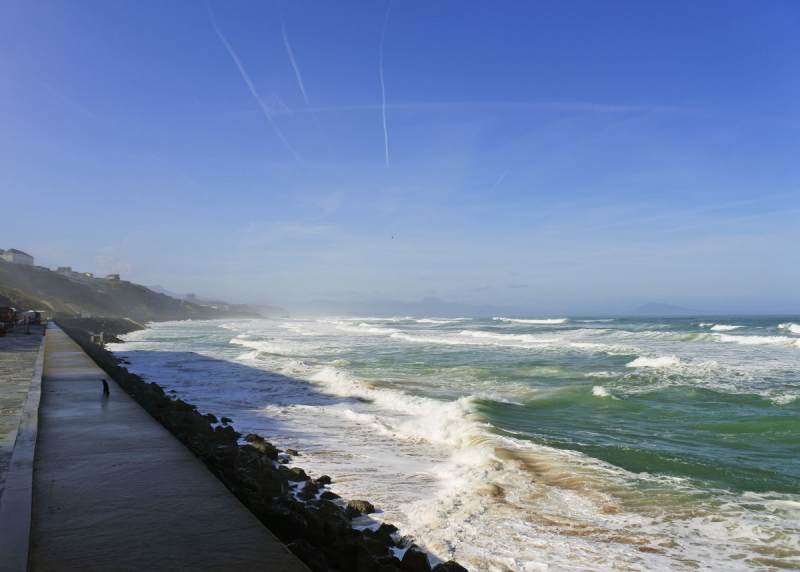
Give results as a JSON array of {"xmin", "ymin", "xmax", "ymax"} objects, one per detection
[
  {"xmin": 629, "ymin": 302, "xmax": 702, "ymax": 316},
  {"xmin": 147, "ymin": 286, "xmax": 287, "ymax": 317},
  {"xmin": 289, "ymin": 297, "xmax": 536, "ymax": 318}
]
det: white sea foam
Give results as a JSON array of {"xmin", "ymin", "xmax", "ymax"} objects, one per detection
[
  {"xmin": 592, "ymin": 386, "xmax": 612, "ymax": 397},
  {"xmin": 714, "ymin": 333, "xmax": 800, "ymax": 348},
  {"xmin": 461, "ymin": 331, "xmax": 561, "ymax": 344},
  {"xmin": 335, "ymin": 324, "xmax": 399, "ymax": 335},
  {"xmin": 779, "ymin": 323, "xmax": 800, "ymax": 335},
  {"xmin": 626, "ymin": 356, "xmax": 680, "ymax": 368},
  {"xmin": 494, "ymin": 317, "xmax": 568, "ymax": 324},
  {"xmin": 711, "ymin": 324, "xmax": 743, "ymax": 331},
  {"xmin": 699, "ymin": 323, "xmax": 713, "ymax": 327},
  {"xmin": 112, "ymin": 318, "xmax": 800, "ymax": 572},
  {"xmin": 772, "ymin": 394, "xmax": 798, "ymax": 405},
  {"xmin": 416, "ymin": 318, "xmax": 467, "ymax": 324}
]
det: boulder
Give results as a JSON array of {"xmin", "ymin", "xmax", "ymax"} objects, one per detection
[
  {"xmin": 286, "ymin": 448, "xmax": 299, "ymax": 456},
  {"xmin": 401, "ymin": 548, "xmax": 432, "ymax": 572},
  {"xmin": 346, "ymin": 499, "xmax": 376, "ymax": 516},
  {"xmin": 286, "ymin": 538, "xmax": 328, "ymax": 572},
  {"xmin": 245, "ymin": 440, "xmax": 280, "ymax": 460},
  {"xmin": 285, "ymin": 467, "xmax": 309, "ymax": 482},
  {"xmin": 363, "ymin": 525, "xmax": 396, "ymax": 548}
]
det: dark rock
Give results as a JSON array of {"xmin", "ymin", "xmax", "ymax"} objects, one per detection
[
  {"xmin": 378, "ymin": 522, "xmax": 398, "ymax": 534},
  {"xmin": 297, "ymin": 479, "xmax": 322, "ymax": 501},
  {"xmin": 278, "ymin": 458, "xmax": 289, "ymax": 465},
  {"xmin": 347, "ymin": 499, "xmax": 376, "ymax": 516},
  {"xmin": 316, "ymin": 475, "xmax": 332, "ymax": 485},
  {"xmin": 305, "ymin": 499, "xmax": 351, "ymax": 529},
  {"xmin": 284, "ymin": 467, "xmax": 309, "ymax": 482},
  {"xmin": 401, "ymin": 548, "xmax": 432, "ymax": 572},
  {"xmin": 244, "ymin": 433, "xmax": 265, "ymax": 443},
  {"xmin": 285, "ymin": 448, "xmax": 299, "ymax": 456},
  {"xmin": 319, "ymin": 490, "xmax": 340, "ymax": 501},
  {"xmin": 431, "ymin": 562, "xmax": 469, "ymax": 572},
  {"xmin": 377, "ymin": 555, "xmax": 404, "ymax": 570},
  {"xmin": 246, "ymin": 440, "xmax": 281, "ymax": 460},
  {"xmin": 286, "ymin": 538, "xmax": 328, "ymax": 572},
  {"xmin": 250, "ymin": 503, "xmax": 307, "ymax": 540},
  {"xmin": 360, "ymin": 535, "xmax": 392, "ymax": 559},
  {"xmin": 220, "ymin": 416, "xmax": 232, "ymax": 424},
  {"xmin": 363, "ymin": 526, "xmax": 396, "ymax": 548},
  {"xmin": 205, "ymin": 413, "xmax": 218, "ymax": 423}
]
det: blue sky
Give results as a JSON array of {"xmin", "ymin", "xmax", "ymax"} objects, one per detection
[{"xmin": 2, "ymin": 1, "xmax": 798, "ymax": 313}]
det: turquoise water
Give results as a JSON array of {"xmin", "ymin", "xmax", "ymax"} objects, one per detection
[{"xmin": 113, "ymin": 316, "xmax": 800, "ymax": 570}]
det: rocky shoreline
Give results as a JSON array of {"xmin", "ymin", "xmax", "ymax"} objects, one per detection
[{"xmin": 55, "ymin": 319, "xmax": 469, "ymax": 572}]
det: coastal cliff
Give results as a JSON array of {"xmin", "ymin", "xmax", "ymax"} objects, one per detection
[{"xmin": 0, "ymin": 260, "xmax": 255, "ymax": 322}]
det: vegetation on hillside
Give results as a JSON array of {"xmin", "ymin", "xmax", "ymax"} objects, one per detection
[{"xmin": 0, "ymin": 260, "xmax": 255, "ymax": 323}]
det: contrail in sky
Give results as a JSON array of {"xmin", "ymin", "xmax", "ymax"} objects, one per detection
[
  {"xmin": 32, "ymin": 77, "xmax": 96, "ymax": 118},
  {"xmin": 490, "ymin": 170, "xmax": 508, "ymax": 193},
  {"xmin": 279, "ymin": 13, "xmax": 332, "ymax": 157},
  {"xmin": 206, "ymin": 1, "xmax": 300, "ymax": 162},
  {"xmin": 281, "ymin": 20, "xmax": 309, "ymax": 105},
  {"xmin": 379, "ymin": 1, "xmax": 393, "ymax": 166}
]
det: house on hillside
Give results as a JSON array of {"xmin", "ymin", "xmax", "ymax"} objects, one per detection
[
  {"xmin": 1, "ymin": 249, "xmax": 34, "ymax": 265},
  {"xmin": 96, "ymin": 274, "xmax": 120, "ymax": 282}
]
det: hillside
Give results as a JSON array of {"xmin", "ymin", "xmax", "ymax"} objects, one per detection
[{"xmin": 0, "ymin": 260, "xmax": 256, "ymax": 323}]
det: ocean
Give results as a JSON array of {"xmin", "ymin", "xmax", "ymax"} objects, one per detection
[{"xmin": 109, "ymin": 316, "xmax": 800, "ymax": 571}]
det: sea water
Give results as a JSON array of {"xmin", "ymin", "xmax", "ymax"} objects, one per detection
[{"xmin": 109, "ymin": 316, "xmax": 800, "ymax": 571}]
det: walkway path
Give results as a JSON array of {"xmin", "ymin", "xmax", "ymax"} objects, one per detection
[
  {"xmin": 28, "ymin": 325, "xmax": 309, "ymax": 571},
  {"xmin": 0, "ymin": 325, "xmax": 44, "ymax": 502}
]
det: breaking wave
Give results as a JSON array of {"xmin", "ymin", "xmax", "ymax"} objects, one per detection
[{"xmin": 627, "ymin": 356, "xmax": 681, "ymax": 368}]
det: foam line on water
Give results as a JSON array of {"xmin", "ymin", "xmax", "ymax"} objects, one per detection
[
  {"xmin": 713, "ymin": 333, "xmax": 800, "ymax": 347},
  {"xmin": 493, "ymin": 317, "xmax": 568, "ymax": 324}
]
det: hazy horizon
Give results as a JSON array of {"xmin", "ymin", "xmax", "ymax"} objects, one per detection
[{"xmin": 3, "ymin": 1, "xmax": 798, "ymax": 315}]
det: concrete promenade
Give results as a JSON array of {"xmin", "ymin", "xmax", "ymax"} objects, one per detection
[
  {"xmin": 27, "ymin": 325, "xmax": 309, "ymax": 571},
  {"xmin": 0, "ymin": 325, "xmax": 45, "ymax": 501}
]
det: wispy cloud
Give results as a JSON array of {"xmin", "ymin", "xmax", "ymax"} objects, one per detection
[
  {"xmin": 32, "ymin": 77, "xmax": 96, "ymax": 118},
  {"xmin": 582, "ymin": 192, "xmax": 797, "ymax": 233},
  {"xmin": 205, "ymin": 1, "xmax": 300, "ymax": 162},
  {"xmin": 379, "ymin": 1, "xmax": 393, "ymax": 166},
  {"xmin": 300, "ymin": 100, "xmax": 680, "ymax": 115},
  {"xmin": 489, "ymin": 170, "xmax": 508, "ymax": 193},
  {"xmin": 506, "ymin": 283, "xmax": 529, "ymax": 289},
  {"xmin": 95, "ymin": 255, "xmax": 134, "ymax": 277},
  {"xmin": 279, "ymin": 13, "xmax": 332, "ymax": 156}
]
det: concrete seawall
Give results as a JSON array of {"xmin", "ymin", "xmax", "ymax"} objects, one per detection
[{"xmin": 16, "ymin": 324, "xmax": 308, "ymax": 571}]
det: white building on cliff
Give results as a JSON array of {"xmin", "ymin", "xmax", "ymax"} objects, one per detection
[{"xmin": 0, "ymin": 249, "xmax": 34, "ymax": 265}]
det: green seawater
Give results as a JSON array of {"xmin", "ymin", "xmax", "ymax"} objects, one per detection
[{"xmin": 114, "ymin": 315, "xmax": 800, "ymax": 570}]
